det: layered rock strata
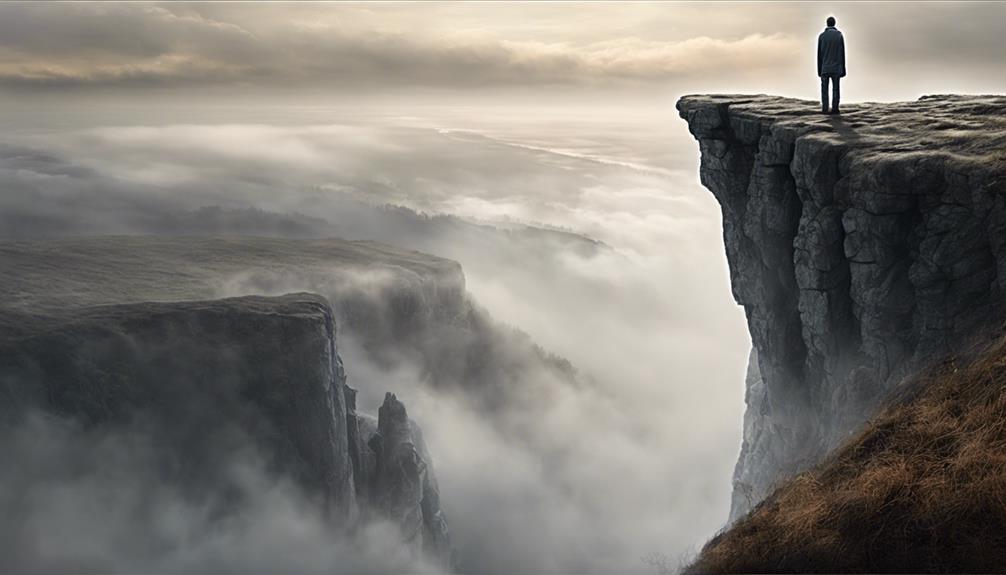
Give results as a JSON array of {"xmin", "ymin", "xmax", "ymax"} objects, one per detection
[{"xmin": 678, "ymin": 94, "xmax": 1006, "ymax": 520}]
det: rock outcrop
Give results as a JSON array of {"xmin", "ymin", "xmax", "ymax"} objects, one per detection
[
  {"xmin": 355, "ymin": 394, "xmax": 453, "ymax": 567},
  {"xmin": 0, "ymin": 293, "xmax": 452, "ymax": 565},
  {"xmin": 678, "ymin": 94, "xmax": 1006, "ymax": 520}
]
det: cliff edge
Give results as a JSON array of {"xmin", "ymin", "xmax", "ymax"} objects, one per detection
[
  {"xmin": 0, "ymin": 293, "xmax": 453, "ymax": 569},
  {"xmin": 678, "ymin": 94, "xmax": 1006, "ymax": 519}
]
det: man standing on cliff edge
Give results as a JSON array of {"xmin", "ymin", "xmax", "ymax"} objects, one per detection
[{"xmin": 818, "ymin": 16, "xmax": 846, "ymax": 114}]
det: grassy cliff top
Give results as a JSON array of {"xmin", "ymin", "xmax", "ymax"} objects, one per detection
[
  {"xmin": 688, "ymin": 326, "xmax": 1006, "ymax": 573},
  {"xmin": 0, "ymin": 235, "xmax": 464, "ymax": 312}
]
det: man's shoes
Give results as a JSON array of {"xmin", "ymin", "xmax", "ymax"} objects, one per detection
[
  {"xmin": 822, "ymin": 109, "xmax": 830, "ymax": 114},
  {"xmin": 829, "ymin": 108, "xmax": 841, "ymax": 115}
]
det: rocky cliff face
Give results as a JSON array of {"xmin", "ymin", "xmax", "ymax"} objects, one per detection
[
  {"xmin": 354, "ymin": 394, "xmax": 453, "ymax": 566},
  {"xmin": 678, "ymin": 94, "xmax": 1006, "ymax": 520},
  {"xmin": 0, "ymin": 293, "xmax": 452, "ymax": 566}
]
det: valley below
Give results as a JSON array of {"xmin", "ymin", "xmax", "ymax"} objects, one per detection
[{"xmin": 0, "ymin": 106, "xmax": 749, "ymax": 574}]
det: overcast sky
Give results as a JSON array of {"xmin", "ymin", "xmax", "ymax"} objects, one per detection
[{"xmin": 2, "ymin": 2, "xmax": 1006, "ymax": 105}]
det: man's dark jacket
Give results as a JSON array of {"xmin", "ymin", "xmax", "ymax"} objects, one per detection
[{"xmin": 817, "ymin": 26, "xmax": 846, "ymax": 77}]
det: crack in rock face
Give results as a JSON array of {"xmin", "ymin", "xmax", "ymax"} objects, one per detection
[{"xmin": 677, "ymin": 94, "xmax": 1006, "ymax": 521}]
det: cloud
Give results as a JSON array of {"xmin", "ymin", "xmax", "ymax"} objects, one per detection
[
  {"xmin": 0, "ymin": 108, "xmax": 751, "ymax": 573},
  {"xmin": 0, "ymin": 3, "xmax": 798, "ymax": 91},
  {"xmin": 3, "ymin": 2, "xmax": 1005, "ymax": 100}
]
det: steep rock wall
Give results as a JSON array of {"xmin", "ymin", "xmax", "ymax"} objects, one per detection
[
  {"xmin": 0, "ymin": 294, "xmax": 358, "ymax": 515},
  {"xmin": 355, "ymin": 394, "xmax": 453, "ymax": 567},
  {"xmin": 678, "ymin": 94, "xmax": 1006, "ymax": 520},
  {"xmin": 0, "ymin": 293, "xmax": 452, "ymax": 564}
]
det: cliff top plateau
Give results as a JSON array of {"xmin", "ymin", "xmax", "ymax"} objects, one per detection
[
  {"xmin": 678, "ymin": 94, "xmax": 1006, "ymax": 166},
  {"xmin": 0, "ymin": 236, "xmax": 463, "ymax": 313}
]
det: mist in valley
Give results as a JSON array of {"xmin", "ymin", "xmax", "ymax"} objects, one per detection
[{"xmin": 1, "ymin": 103, "xmax": 749, "ymax": 573}]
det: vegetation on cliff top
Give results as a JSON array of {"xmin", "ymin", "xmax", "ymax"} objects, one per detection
[{"xmin": 688, "ymin": 326, "xmax": 1006, "ymax": 573}]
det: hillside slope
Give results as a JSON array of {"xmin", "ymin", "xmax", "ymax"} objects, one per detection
[{"xmin": 688, "ymin": 328, "xmax": 1006, "ymax": 573}]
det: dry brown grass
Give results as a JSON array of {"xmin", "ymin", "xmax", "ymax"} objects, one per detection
[{"xmin": 688, "ymin": 331, "xmax": 1006, "ymax": 573}]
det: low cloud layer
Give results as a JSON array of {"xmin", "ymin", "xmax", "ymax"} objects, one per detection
[{"xmin": 0, "ymin": 106, "xmax": 749, "ymax": 573}]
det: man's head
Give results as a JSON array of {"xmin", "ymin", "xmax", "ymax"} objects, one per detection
[{"xmin": 827, "ymin": 16, "xmax": 836, "ymax": 27}]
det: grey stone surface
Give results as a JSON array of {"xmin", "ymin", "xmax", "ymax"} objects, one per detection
[
  {"xmin": 355, "ymin": 395, "xmax": 454, "ymax": 569},
  {"xmin": 0, "ymin": 293, "xmax": 358, "ymax": 518},
  {"xmin": 0, "ymin": 292, "xmax": 453, "ymax": 563},
  {"xmin": 678, "ymin": 94, "xmax": 1006, "ymax": 521}
]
